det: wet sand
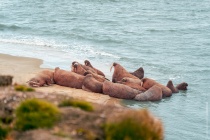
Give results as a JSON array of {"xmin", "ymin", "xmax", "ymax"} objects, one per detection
[{"xmin": 0, "ymin": 53, "xmax": 121, "ymax": 106}]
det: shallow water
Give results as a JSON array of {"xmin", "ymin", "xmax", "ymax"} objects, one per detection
[{"xmin": 0, "ymin": 0, "xmax": 210, "ymax": 139}]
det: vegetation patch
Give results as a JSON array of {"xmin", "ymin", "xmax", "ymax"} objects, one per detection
[
  {"xmin": 104, "ymin": 109, "xmax": 164, "ymax": 140},
  {"xmin": 15, "ymin": 84, "xmax": 35, "ymax": 92},
  {"xmin": 76, "ymin": 128, "xmax": 96, "ymax": 140},
  {"xmin": 59, "ymin": 99, "xmax": 94, "ymax": 112},
  {"xmin": 0, "ymin": 125, "xmax": 9, "ymax": 140},
  {"xmin": 0, "ymin": 116, "xmax": 13, "ymax": 125},
  {"xmin": 15, "ymin": 99, "xmax": 60, "ymax": 131}
]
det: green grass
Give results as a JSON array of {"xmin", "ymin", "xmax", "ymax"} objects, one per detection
[
  {"xmin": 15, "ymin": 84, "xmax": 35, "ymax": 92},
  {"xmin": 15, "ymin": 99, "xmax": 60, "ymax": 131},
  {"xmin": 0, "ymin": 125, "xmax": 9, "ymax": 140},
  {"xmin": 104, "ymin": 109, "xmax": 163, "ymax": 140},
  {"xmin": 59, "ymin": 99, "xmax": 94, "ymax": 112},
  {"xmin": 0, "ymin": 116, "xmax": 13, "ymax": 125},
  {"xmin": 76, "ymin": 128, "xmax": 96, "ymax": 140}
]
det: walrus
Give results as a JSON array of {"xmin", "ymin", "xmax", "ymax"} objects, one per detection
[
  {"xmin": 134, "ymin": 85, "xmax": 162, "ymax": 101},
  {"xmin": 72, "ymin": 61, "xmax": 96, "ymax": 75},
  {"xmin": 102, "ymin": 80, "xmax": 141, "ymax": 99},
  {"xmin": 176, "ymin": 82, "xmax": 188, "ymax": 90},
  {"xmin": 71, "ymin": 62, "xmax": 87, "ymax": 75},
  {"xmin": 130, "ymin": 67, "xmax": 144, "ymax": 79},
  {"xmin": 110, "ymin": 62, "xmax": 139, "ymax": 83},
  {"xmin": 27, "ymin": 70, "xmax": 54, "ymax": 87},
  {"xmin": 166, "ymin": 80, "xmax": 179, "ymax": 93},
  {"xmin": 82, "ymin": 74, "xmax": 103, "ymax": 93},
  {"xmin": 84, "ymin": 60, "xmax": 105, "ymax": 77},
  {"xmin": 142, "ymin": 78, "xmax": 172, "ymax": 97},
  {"xmin": 72, "ymin": 62, "xmax": 107, "ymax": 82},
  {"xmin": 117, "ymin": 77, "xmax": 146, "ymax": 91},
  {"xmin": 54, "ymin": 67, "xmax": 84, "ymax": 89}
]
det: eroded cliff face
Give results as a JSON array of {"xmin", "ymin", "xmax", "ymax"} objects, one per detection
[{"xmin": 0, "ymin": 85, "xmax": 163, "ymax": 140}]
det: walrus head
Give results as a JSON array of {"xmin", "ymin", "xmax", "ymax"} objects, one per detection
[
  {"xmin": 84, "ymin": 60, "xmax": 92, "ymax": 67},
  {"xmin": 110, "ymin": 62, "xmax": 118, "ymax": 72},
  {"xmin": 71, "ymin": 62, "xmax": 88, "ymax": 75},
  {"xmin": 176, "ymin": 82, "xmax": 188, "ymax": 90},
  {"xmin": 72, "ymin": 62, "xmax": 79, "ymax": 72}
]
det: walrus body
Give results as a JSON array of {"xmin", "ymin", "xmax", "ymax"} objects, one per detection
[
  {"xmin": 82, "ymin": 74, "xmax": 103, "ymax": 93},
  {"xmin": 166, "ymin": 80, "xmax": 179, "ymax": 93},
  {"xmin": 102, "ymin": 81, "xmax": 141, "ymax": 99},
  {"xmin": 142, "ymin": 78, "xmax": 172, "ymax": 97},
  {"xmin": 85, "ymin": 70, "xmax": 107, "ymax": 82},
  {"xmin": 130, "ymin": 67, "xmax": 144, "ymax": 79},
  {"xmin": 111, "ymin": 62, "xmax": 138, "ymax": 83},
  {"xmin": 27, "ymin": 70, "xmax": 54, "ymax": 87},
  {"xmin": 117, "ymin": 77, "xmax": 146, "ymax": 91},
  {"xmin": 84, "ymin": 60, "xmax": 105, "ymax": 77},
  {"xmin": 134, "ymin": 85, "xmax": 162, "ymax": 101},
  {"xmin": 176, "ymin": 82, "xmax": 188, "ymax": 90},
  {"xmin": 54, "ymin": 67, "xmax": 84, "ymax": 89}
]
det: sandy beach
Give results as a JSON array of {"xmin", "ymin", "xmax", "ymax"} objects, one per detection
[{"xmin": 0, "ymin": 53, "xmax": 121, "ymax": 106}]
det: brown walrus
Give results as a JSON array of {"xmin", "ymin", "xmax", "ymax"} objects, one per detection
[
  {"xmin": 110, "ymin": 62, "xmax": 139, "ymax": 83},
  {"xmin": 102, "ymin": 80, "xmax": 141, "ymax": 99},
  {"xmin": 27, "ymin": 70, "xmax": 54, "ymax": 87},
  {"xmin": 130, "ymin": 67, "xmax": 144, "ymax": 79},
  {"xmin": 72, "ymin": 62, "xmax": 107, "ymax": 82},
  {"xmin": 82, "ymin": 74, "xmax": 103, "ymax": 93},
  {"xmin": 134, "ymin": 85, "xmax": 162, "ymax": 101},
  {"xmin": 142, "ymin": 78, "xmax": 172, "ymax": 97},
  {"xmin": 71, "ymin": 61, "xmax": 87, "ymax": 75},
  {"xmin": 54, "ymin": 67, "xmax": 84, "ymax": 89},
  {"xmin": 176, "ymin": 82, "xmax": 188, "ymax": 90},
  {"xmin": 166, "ymin": 80, "xmax": 179, "ymax": 93},
  {"xmin": 117, "ymin": 77, "xmax": 146, "ymax": 92},
  {"xmin": 84, "ymin": 60, "xmax": 105, "ymax": 77},
  {"xmin": 71, "ymin": 61, "xmax": 96, "ymax": 75}
]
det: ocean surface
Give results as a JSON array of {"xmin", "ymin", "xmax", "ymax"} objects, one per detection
[{"xmin": 0, "ymin": 0, "xmax": 210, "ymax": 139}]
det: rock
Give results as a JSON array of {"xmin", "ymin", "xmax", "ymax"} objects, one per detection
[{"xmin": 0, "ymin": 75, "xmax": 13, "ymax": 86}]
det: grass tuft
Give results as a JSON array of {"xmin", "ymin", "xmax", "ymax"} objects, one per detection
[
  {"xmin": 59, "ymin": 99, "xmax": 94, "ymax": 112},
  {"xmin": 15, "ymin": 99, "xmax": 60, "ymax": 131},
  {"xmin": 0, "ymin": 125, "xmax": 9, "ymax": 140},
  {"xmin": 76, "ymin": 128, "xmax": 96, "ymax": 140},
  {"xmin": 0, "ymin": 116, "xmax": 13, "ymax": 125},
  {"xmin": 104, "ymin": 109, "xmax": 164, "ymax": 140},
  {"xmin": 15, "ymin": 84, "xmax": 35, "ymax": 92}
]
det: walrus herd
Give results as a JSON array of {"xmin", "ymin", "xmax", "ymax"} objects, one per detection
[{"xmin": 27, "ymin": 60, "xmax": 188, "ymax": 101}]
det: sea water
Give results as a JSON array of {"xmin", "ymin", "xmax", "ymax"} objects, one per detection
[{"xmin": 0, "ymin": 0, "xmax": 210, "ymax": 139}]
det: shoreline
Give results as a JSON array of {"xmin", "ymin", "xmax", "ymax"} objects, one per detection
[{"xmin": 0, "ymin": 53, "xmax": 122, "ymax": 107}]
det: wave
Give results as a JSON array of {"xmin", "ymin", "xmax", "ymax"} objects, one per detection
[
  {"xmin": 0, "ymin": 23, "xmax": 22, "ymax": 31},
  {"xmin": 0, "ymin": 36, "xmax": 120, "ymax": 60},
  {"xmin": 0, "ymin": 37, "xmax": 56, "ymax": 48}
]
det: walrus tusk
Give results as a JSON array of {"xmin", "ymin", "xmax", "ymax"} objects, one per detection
[
  {"xmin": 140, "ymin": 81, "xmax": 143, "ymax": 87},
  {"xmin": 105, "ymin": 78, "xmax": 110, "ymax": 81},
  {"xmin": 110, "ymin": 65, "xmax": 114, "ymax": 72}
]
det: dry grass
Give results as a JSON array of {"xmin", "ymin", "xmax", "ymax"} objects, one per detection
[{"xmin": 104, "ymin": 109, "xmax": 164, "ymax": 140}]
